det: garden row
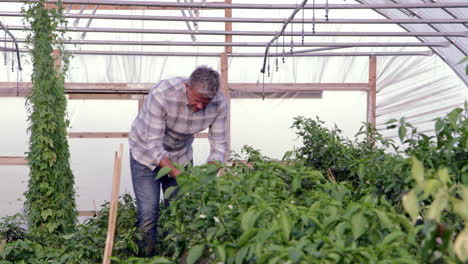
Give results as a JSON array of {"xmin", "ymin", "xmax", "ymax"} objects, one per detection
[{"xmin": 1, "ymin": 106, "xmax": 467, "ymax": 264}]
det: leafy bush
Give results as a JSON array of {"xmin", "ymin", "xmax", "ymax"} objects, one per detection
[
  {"xmin": 403, "ymin": 158, "xmax": 468, "ymax": 263},
  {"xmin": 157, "ymin": 147, "xmax": 421, "ymax": 264},
  {"xmin": 290, "ymin": 117, "xmax": 411, "ymax": 201},
  {"xmin": 1, "ymin": 107, "xmax": 465, "ymax": 263},
  {"xmin": 0, "ymin": 195, "xmax": 148, "ymax": 264},
  {"xmin": 0, "ymin": 214, "xmax": 26, "ymax": 243}
]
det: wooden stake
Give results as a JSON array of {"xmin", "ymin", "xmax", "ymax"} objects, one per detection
[
  {"xmin": 102, "ymin": 144, "xmax": 123, "ymax": 264},
  {"xmin": 220, "ymin": 52, "xmax": 230, "ymax": 161},
  {"xmin": 367, "ymin": 55, "xmax": 377, "ymax": 126},
  {"xmin": 53, "ymin": 49, "xmax": 61, "ymax": 71}
]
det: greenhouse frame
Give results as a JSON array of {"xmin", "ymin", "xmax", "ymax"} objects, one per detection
[{"xmin": 0, "ymin": 0, "xmax": 467, "ymax": 263}]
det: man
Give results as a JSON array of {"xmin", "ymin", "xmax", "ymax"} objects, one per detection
[{"xmin": 128, "ymin": 66, "xmax": 227, "ymax": 257}]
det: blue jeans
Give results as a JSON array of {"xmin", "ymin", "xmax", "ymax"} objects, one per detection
[{"xmin": 130, "ymin": 152, "xmax": 178, "ymax": 257}]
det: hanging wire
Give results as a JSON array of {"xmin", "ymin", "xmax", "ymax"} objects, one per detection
[
  {"xmin": 267, "ymin": 54, "xmax": 270, "ymax": 77},
  {"xmin": 11, "ymin": 42, "xmax": 14, "ymax": 72},
  {"xmin": 326, "ymin": 0, "xmax": 329, "ymax": 21},
  {"xmin": 262, "ymin": 66, "xmax": 265, "ymax": 100},
  {"xmin": 3, "ymin": 30, "xmax": 6, "ymax": 66},
  {"xmin": 312, "ymin": 0, "xmax": 316, "ymax": 34},
  {"xmin": 302, "ymin": 6, "xmax": 305, "ymax": 44},
  {"xmin": 275, "ymin": 38, "xmax": 279, "ymax": 71},
  {"xmin": 16, "ymin": 62, "xmax": 19, "ymax": 96},
  {"xmin": 290, "ymin": 22, "xmax": 294, "ymax": 54},
  {"xmin": 282, "ymin": 30, "xmax": 285, "ymax": 63}
]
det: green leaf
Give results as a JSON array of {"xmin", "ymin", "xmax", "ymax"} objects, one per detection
[
  {"xmin": 241, "ymin": 208, "xmax": 259, "ymax": 231},
  {"xmin": 288, "ymin": 247, "xmax": 303, "ymax": 262},
  {"xmin": 435, "ymin": 119, "xmax": 444, "ymax": 132},
  {"xmin": 237, "ymin": 228, "xmax": 257, "ymax": 247},
  {"xmin": 385, "ymin": 118, "xmax": 398, "ymax": 124},
  {"xmin": 46, "ymin": 222, "xmax": 59, "ymax": 233},
  {"xmin": 398, "ymin": 125, "xmax": 407, "ymax": 142},
  {"xmin": 41, "ymin": 209, "xmax": 53, "ymax": 220},
  {"xmin": 426, "ymin": 191, "xmax": 448, "ymax": 222},
  {"xmin": 291, "ymin": 175, "xmax": 301, "ymax": 192},
  {"xmin": 423, "ymin": 179, "xmax": 441, "ymax": 197},
  {"xmin": 215, "ymin": 245, "xmax": 226, "ymax": 262},
  {"xmin": 148, "ymin": 257, "xmax": 173, "ymax": 264},
  {"xmin": 156, "ymin": 167, "xmax": 172, "ymax": 179},
  {"xmin": 163, "ymin": 186, "xmax": 178, "ymax": 199},
  {"xmin": 454, "ymin": 227, "xmax": 468, "ymax": 262},
  {"xmin": 411, "ymin": 157, "xmax": 425, "ymax": 186},
  {"xmin": 436, "ymin": 168, "xmax": 450, "ymax": 185},
  {"xmin": 61, "ymin": 233, "xmax": 74, "ymax": 240},
  {"xmin": 235, "ymin": 246, "xmax": 249, "ymax": 264},
  {"xmin": 279, "ymin": 211, "xmax": 291, "ymax": 241},
  {"xmin": 186, "ymin": 244, "xmax": 205, "ymax": 264},
  {"xmin": 402, "ymin": 190, "xmax": 420, "ymax": 223},
  {"xmin": 375, "ymin": 210, "xmax": 393, "ymax": 230},
  {"xmin": 380, "ymin": 231, "xmax": 405, "ymax": 246},
  {"xmin": 351, "ymin": 212, "xmax": 368, "ymax": 240},
  {"xmin": 452, "ymin": 198, "xmax": 468, "ymax": 221}
]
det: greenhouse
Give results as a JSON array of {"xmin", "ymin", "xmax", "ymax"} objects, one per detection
[{"xmin": 0, "ymin": 0, "xmax": 467, "ymax": 263}]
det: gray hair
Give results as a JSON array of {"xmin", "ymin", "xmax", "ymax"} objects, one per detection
[{"xmin": 188, "ymin": 65, "xmax": 220, "ymax": 99}]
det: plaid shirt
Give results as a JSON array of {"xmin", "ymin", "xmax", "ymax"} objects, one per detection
[{"xmin": 129, "ymin": 77, "xmax": 227, "ymax": 170}]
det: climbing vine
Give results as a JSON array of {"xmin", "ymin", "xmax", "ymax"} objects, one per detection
[{"xmin": 22, "ymin": 0, "xmax": 76, "ymax": 239}]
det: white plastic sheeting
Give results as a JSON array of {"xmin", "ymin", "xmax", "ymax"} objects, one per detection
[{"xmin": 0, "ymin": 0, "xmax": 467, "ymax": 217}]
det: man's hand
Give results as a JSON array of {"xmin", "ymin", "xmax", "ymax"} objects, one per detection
[{"xmin": 159, "ymin": 157, "xmax": 181, "ymax": 178}]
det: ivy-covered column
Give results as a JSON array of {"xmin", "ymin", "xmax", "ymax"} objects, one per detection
[{"xmin": 23, "ymin": 0, "xmax": 76, "ymax": 238}]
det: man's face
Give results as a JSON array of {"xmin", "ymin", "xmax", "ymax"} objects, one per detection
[{"xmin": 185, "ymin": 82, "xmax": 212, "ymax": 112}]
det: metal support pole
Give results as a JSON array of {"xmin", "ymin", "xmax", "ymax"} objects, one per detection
[
  {"xmin": 1, "ymin": 0, "xmax": 467, "ymax": 9},
  {"xmin": 7, "ymin": 25, "xmax": 468, "ymax": 37},
  {"xmin": 3, "ymin": 38, "xmax": 452, "ymax": 48},
  {"xmin": 2, "ymin": 12, "xmax": 467, "ymax": 24},
  {"xmin": 0, "ymin": 48, "xmax": 434, "ymax": 57}
]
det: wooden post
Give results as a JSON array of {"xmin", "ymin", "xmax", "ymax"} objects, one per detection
[
  {"xmin": 52, "ymin": 49, "xmax": 61, "ymax": 71},
  {"xmin": 138, "ymin": 96, "xmax": 146, "ymax": 112},
  {"xmin": 220, "ymin": 52, "xmax": 230, "ymax": 161},
  {"xmin": 102, "ymin": 144, "xmax": 123, "ymax": 264},
  {"xmin": 367, "ymin": 56, "xmax": 377, "ymax": 126},
  {"xmin": 0, "ymin": 156, "xmax": 28, "ymax": 165},
  {"xmin": 224, "ymin": 0, "xmax": 232, "ymax": 54}
]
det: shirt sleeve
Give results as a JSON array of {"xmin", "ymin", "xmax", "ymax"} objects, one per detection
[
  {"xmin": 144, "ymin": 90, "xmax": 171, "ymax": 167},
  {"xmin": 207, "ymin": 96, "xmax": 228, "ymax": 164}
]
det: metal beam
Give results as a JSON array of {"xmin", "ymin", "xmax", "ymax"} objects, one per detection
[
  {"xmin": 1, "ymin": 12, "xmax": 468, "ymax": 24},
  {"xmin": 229, "ymin": 83, "xmax": 369, "ymax": 91},
  {"xmin": 0, "ymin": 48, "xmax": 434, "ymax": 57},
  {"xmin": 64, "ymin": 50, "xmax": 434, "ymax": 57},
  {"xmin": 7, "ymin": 25, "xmax": 468, "ymax": 37},
  {"xmin": 3, "ymin": 0, "xmax": 467, "ymax": 9},
  {"xmin": 0, "ymin": 82, "xmax": 370, "ymax": 95},
  {"xmin": 3, "ymin": 38, "xmax": 451, "ymax": 48}
]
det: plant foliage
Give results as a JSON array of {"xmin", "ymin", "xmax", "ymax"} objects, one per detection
[
  {"xmin": 0, "ymin": 106, "xmax": 466, "ymax": 263},
  {"xmin": 21, "ymin": 0, "xmax": 76, "ymax": 239}
]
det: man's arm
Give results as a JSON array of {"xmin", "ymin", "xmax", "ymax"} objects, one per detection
[{"xmin": 206, "ymin": 98, "xmax": 228, "ymax": 164}]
